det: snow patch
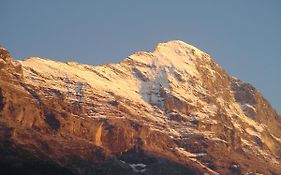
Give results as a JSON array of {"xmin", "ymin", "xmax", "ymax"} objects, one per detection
[
  {"xmin": 175, "ymin": 147, "xmax": 196, "ymax": 157},
  {"xmin": 245, "ymin": 128, "xmax": 261, "ymax": 138},
  {"xmin": 129, "ymin": 163, "xmax": 147, "ymax": 173}
]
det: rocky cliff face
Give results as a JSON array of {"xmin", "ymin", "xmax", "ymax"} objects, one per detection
[{"xmin": 0, "ymin": 41, "xmax": 280, "ymax": 175}]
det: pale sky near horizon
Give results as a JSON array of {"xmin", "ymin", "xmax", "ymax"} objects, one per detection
[{"xmin": 1, "ymin": 0, "xmax": 280, "ymax": 113}]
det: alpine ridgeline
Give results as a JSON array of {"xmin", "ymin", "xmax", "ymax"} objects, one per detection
[{"xmin": 0, "ymin": 41, "xmax": 280, "ymax": 175}]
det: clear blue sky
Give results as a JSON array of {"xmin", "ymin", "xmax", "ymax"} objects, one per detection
[{"xmin": 1, "ymin": 0, "xmax": 280, "ymax": 113}]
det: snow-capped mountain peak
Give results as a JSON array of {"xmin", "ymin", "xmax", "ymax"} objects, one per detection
[{"xmin": 1, "ymin": 41, "xmax": 280, "ymax": 175}]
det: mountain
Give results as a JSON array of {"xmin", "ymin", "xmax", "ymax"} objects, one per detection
[{"xmin": 0, "ymin": 41, "xmax": 280, "ymax": 175}]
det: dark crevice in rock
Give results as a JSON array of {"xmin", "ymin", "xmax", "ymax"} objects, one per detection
[
  {"xmin": 44, "ymin": 112, "xmax": 61, "ymax": 131},
  {"xmin": 20, "ymin": 83, "xmax": 42, "ymax": 105}
]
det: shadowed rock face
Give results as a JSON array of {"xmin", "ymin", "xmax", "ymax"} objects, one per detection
[
  {"xmin": 0, "ymin": 41, "xmax": 281, "ymax": 175},
  {"xmin": 0, "ymin": 88, "xmax": 3, "ymax": 111}
]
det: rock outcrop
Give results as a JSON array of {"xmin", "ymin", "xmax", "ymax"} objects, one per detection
[{"xmin": 0, "ymin": 41, "xmax": 280, "ymax": 175}]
